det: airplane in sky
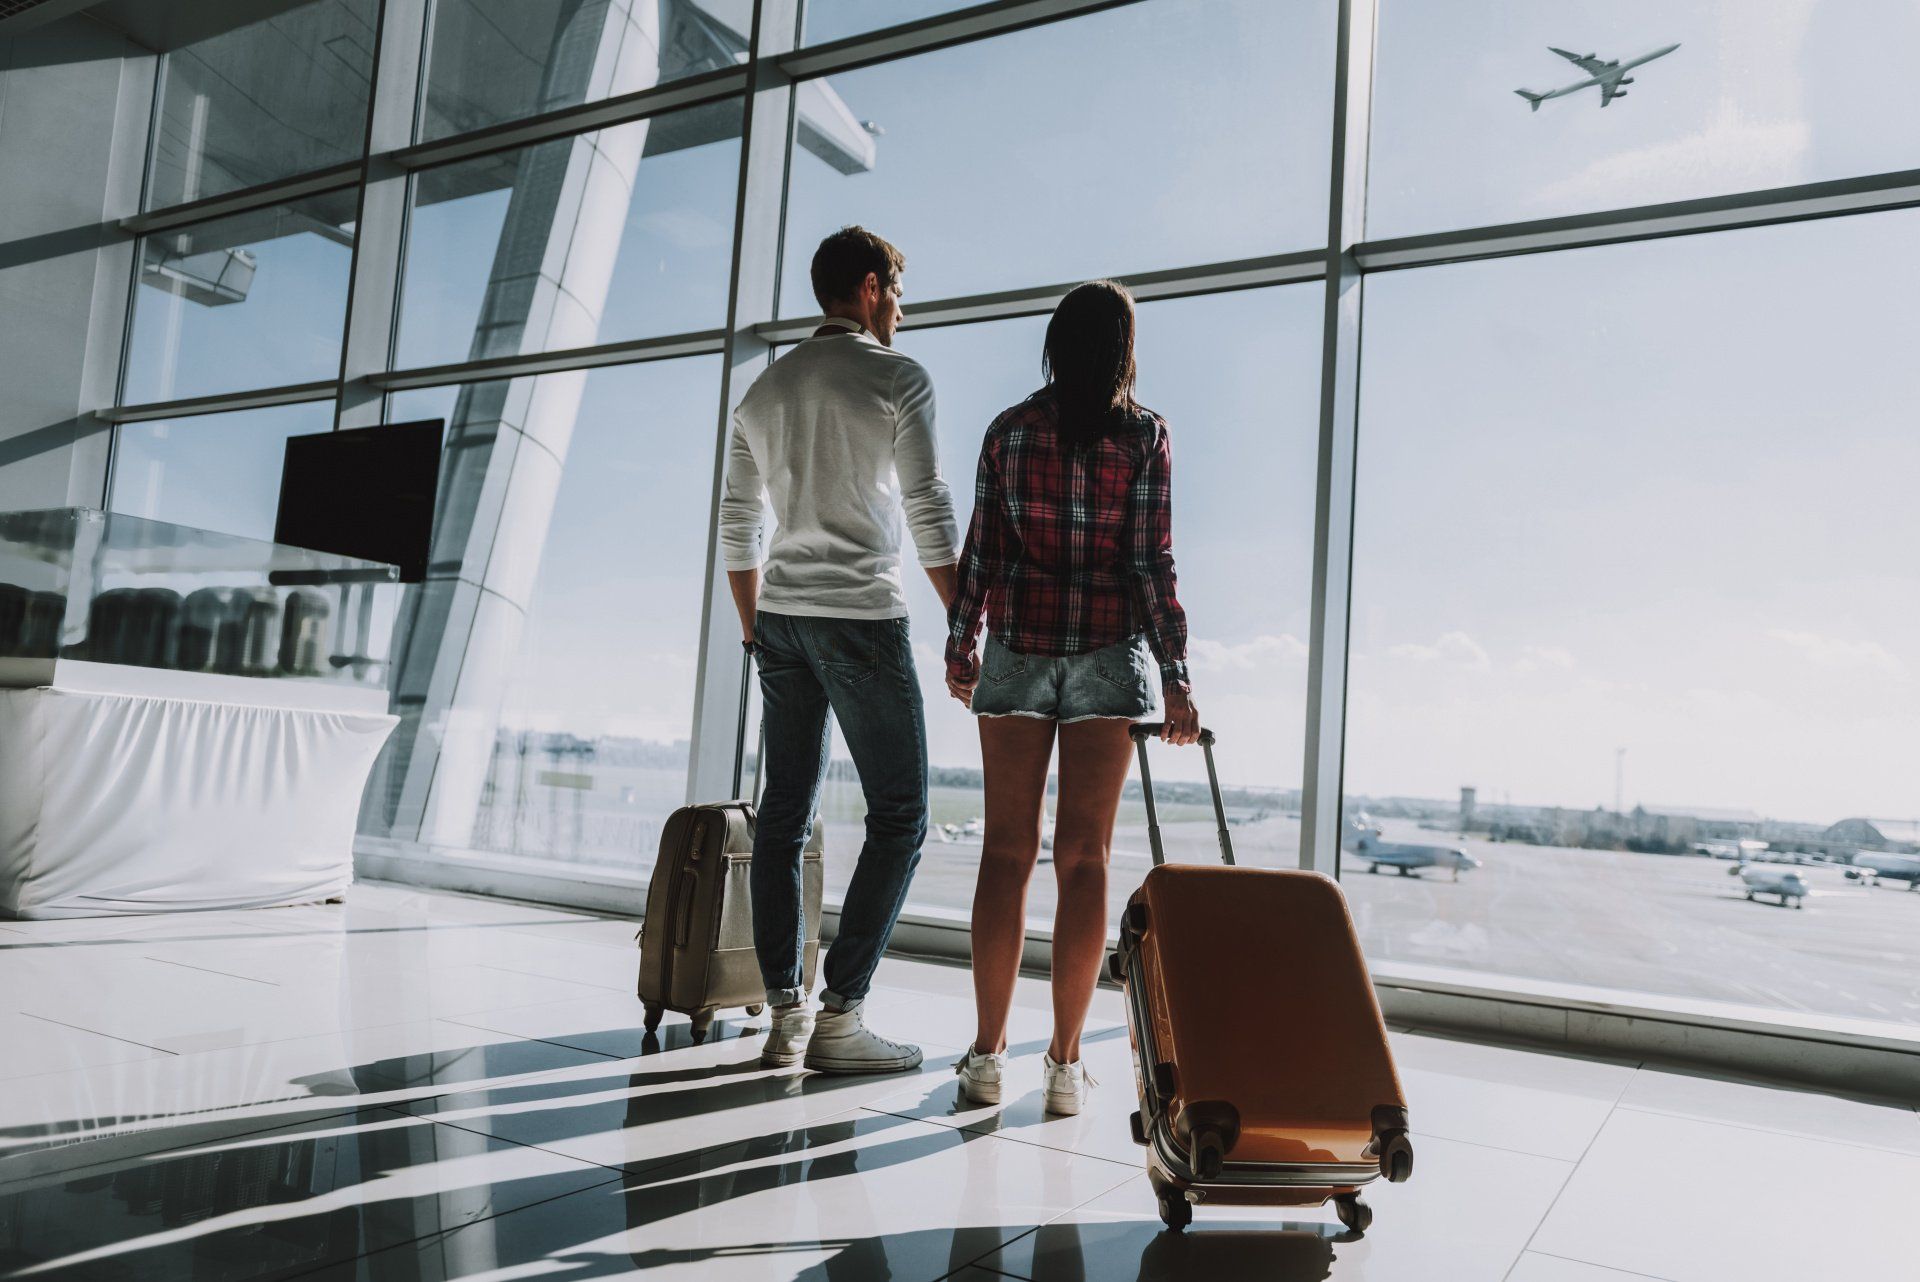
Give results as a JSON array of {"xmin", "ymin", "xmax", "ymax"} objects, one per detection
[
  {"xmin": 1343, "ymin": 816, "xmax": 1482, "ymax": 882},
  {"xmin": 1732, "ymin": 861, "xmax": 1808, "ymax": 909},
  {"xmin": 1516, "ymin": 43, "xmax": 1681, "ymax": 111}
]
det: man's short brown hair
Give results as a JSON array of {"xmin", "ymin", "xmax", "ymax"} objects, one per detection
[{"xmin": 810, "ymin": 226, "xmax": 905, "ymax": 310}]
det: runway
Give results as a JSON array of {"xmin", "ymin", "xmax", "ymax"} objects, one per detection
[{"xmin": 880, "ymin": 810, "xmax": 1920, "ymax": 1027}]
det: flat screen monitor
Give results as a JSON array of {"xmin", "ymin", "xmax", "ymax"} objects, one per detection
[{"xmin": 274, "ymin": 419, "xmax": 443, "ymax": 583}]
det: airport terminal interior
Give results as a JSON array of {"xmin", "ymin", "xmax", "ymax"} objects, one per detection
[{"xmin": 0, "ymin": 1, "xmax": 1916, "ymax": 1279}]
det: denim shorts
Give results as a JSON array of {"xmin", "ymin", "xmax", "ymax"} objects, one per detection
[{"xmin": 972, "ymin": 633, "xmax": 1158, "ymax": 723}]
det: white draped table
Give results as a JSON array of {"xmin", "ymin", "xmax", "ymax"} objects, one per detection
[{"xmin": 0, "ymin": 658, "xmax": 395, "ymax": 919}]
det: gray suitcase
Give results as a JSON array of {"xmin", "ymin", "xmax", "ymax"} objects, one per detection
[{"xmin": 636, "ymin": 648, "xmax": 822, "ymax": 1041}]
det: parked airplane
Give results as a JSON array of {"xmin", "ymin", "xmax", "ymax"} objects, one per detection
[
  {"xmin": 1845, "ymin": 851, "xmax": 1920, "ymax": 890},
  {"xmin": 1732, "ymin": 861, "xmax": 1808, "ymax": 909},
  {"xmin": 1516, "ymin": 43, "xmax": 1680, "ymax": 111},
  {"xmin": 1344, "ymin": 816, "xmax": 1482, "ymax": 881}
]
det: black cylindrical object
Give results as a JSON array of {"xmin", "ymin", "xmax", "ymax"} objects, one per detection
[{"xmin": 279, "ymin": 588, "xmax": 331, "ymax": 676}]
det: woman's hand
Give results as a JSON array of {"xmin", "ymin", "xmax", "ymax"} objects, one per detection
[
  {"xmin": 946, "ymin": 657, "xmax": 979, "ymax": 709},
  {"xmin": 1162, "ymin": 683, "xmax": 1200, "ymax": 746}
]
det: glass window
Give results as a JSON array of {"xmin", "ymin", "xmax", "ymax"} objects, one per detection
[
  {"xmin": 377, "ymin": 356, "xmax": 721, "ymax": 873},
  {"xmin": 802, "ymin": 286, "xmax": 1322, "ymax": 922},
  {"xmin": 109, "ymin": 400, "xmax": 337, "ymax": 542},
  {"xmin": 417, "ymin": 0, "xmax": 752, "ymax": 143},
  {"xmin": 800, "ymin": 0, "xmax": 990, "ymax": 45},
  {"xmin": 1346, "ymin": 212, "xmax": 1920, "ymax": 1028},
  {"xmin": 123, "ymin": 193, "xmax": 357, "ymax": 405},
  {"xmin": 780, "ymin": 0, "xmax": 1334, "ymax": 314},
  {"xmin": 394, "ymin": 102, "xmax": 741, "ymax": 371},
  {"xmin": 1367, "ymin": 0, "xmax": 1920, "ymax": 239},
  {"xmin": 145, "ymin": 0, "xmax": 378, "ymax": 211}
]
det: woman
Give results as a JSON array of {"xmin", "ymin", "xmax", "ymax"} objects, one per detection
[{"xmin": 944, "ymin": 280, "xmax": 1200, "ymax": 1116}]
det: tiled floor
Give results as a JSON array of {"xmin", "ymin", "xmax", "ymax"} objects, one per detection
[{"xmin": 0, "ymin": 884, "xmax": 1913, "ymax": 1281}]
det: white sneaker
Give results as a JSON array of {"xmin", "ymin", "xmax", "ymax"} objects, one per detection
[
  {"xmin": 803, "ymin": 1001, "xmax": 924, "ymax": 1074},
  {"xmin": 954, "ymin": 1045, "xmax": 1007, "ymax": 1106},
  {"xmin": 1043, "ymin": 1053, "xmax": 1096, "ymax": 1116},
  {"xmin": 761, "ymin": 1004, "xmax": 813, "ymax": 1068}
]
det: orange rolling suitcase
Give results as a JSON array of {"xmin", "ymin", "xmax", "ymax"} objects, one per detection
[{"xmin": 1108, "ymin": 724, "xmax": 1414, "ymax": 1233}]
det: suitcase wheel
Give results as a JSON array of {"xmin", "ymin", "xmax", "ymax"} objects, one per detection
[
  {"xmin": 1106, "ymin": 950, "xmax": 1126, "ymax": 984},
  {"xmin": 1126, "ymin": 902, "xmax": 1149, "ymax": 934},
  {"xmin": 1378, "ymin": 1130, "xmax": 1414, "ymax": 1183},
  {"xmin": 1156, "ymin": 1186, "xmax": 1192, "ymax": 1231},
  {"xmin": 1333, "ymin": 1193, "xmax": 1372, "ymax": 1235},
  {"xmin": 689, "ymin": 1009, "xmax": 714, "ymax": 1043},
  {"xmin": 1149, "ymin": 1171, "xmax": 1191, "ymax": 1232},
  {"xmin": 745, "ymin": 1003, "xmax": 765, "ymax": 1018},
  {"xmin": 642, "ymin": 1003, "xmax": 664, "ymax": 1033},
  {"xmin": 1129, "ymin": 1110, "xmax": 1147, "ymax": 1146},
  {"xmin": 1191, "ymin": 1131, "xmax": 1226, "ymax": 1181}
]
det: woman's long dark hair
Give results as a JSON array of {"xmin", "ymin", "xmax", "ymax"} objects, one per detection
[{"xmin": 1043, "ymin": 280, "xmax": 1139, "ymax": 450}]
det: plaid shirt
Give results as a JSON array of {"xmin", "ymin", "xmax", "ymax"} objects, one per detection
[{"xmin": 946, "ymin": 391, "xmax": 1189, "ymax": 684}]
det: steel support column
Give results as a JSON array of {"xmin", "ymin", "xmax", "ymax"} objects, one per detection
[
  {"xmin": 685, "ymin": 0, "xmax": 801, "ymax": 805},
  {"xmin": 1299, "ymin": 0, "xmax": 1376, "ymax": 877}
]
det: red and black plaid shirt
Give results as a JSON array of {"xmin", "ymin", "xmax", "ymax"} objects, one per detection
[{"xmin": 946, "ymin": 390, "xmax": 1189, "ymax": 683}]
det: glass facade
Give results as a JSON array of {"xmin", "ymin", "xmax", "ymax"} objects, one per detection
[
  {"xmin": 108, "ymin": 401, "xmax": 338, "ymax": 542},
  {"xmin": 125, "ymin": 194, "xmax": 357, "ymax": 404},
  {"xmin": 1368, "ymin": 0, "xmax": 1920, "ymax": 237},
  {"xmin": 145, "ymin": 0, "xmax": 379, "ymax": 210},
  {"xmin": 1345, "ymin": 212, "xmax": 1920, "ymax": 1024},
  {"xmin": 376, "ymin": 357, "xmax": 721, "ymax": 874},
  {"xmin": 781, "ymin": 0, "xmax": 1334, "ymax": 313},
  {"xmin": 83, "ymin": 0, "xmax": 1919, "ymax": 1034},
  {"xmin": 417, "ymin": 0, "xmax": 752, "ymax": 142},
  {"xmin": 396, "ymin": 103, "xmax": 742, "ymax": 369}
]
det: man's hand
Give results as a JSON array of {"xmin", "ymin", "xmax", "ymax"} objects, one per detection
[
  {"xmin": 1162, "ymin": 683, "xmax": 1200, "ymax": 746},
  {"xmin": 946, "ymin": 656, "xmax": 978, "ymax": 709}
]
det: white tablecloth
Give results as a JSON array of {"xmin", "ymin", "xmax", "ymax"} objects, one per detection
[{"xmin": 0, "ymin": 684, "xmax": 395, "ymax": 918}]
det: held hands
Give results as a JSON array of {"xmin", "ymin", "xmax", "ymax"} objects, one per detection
[
  {"xmin": 946, "ymin": 655, "xmax": 979, "ymax": 709},
  {"xmin": 1161, "ymin": 683, "xmax": 1201, "ymax": 746}
]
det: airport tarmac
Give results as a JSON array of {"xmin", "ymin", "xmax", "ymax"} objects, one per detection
[{"xmin": 861, "ymin": 813, "xmax": 1920, "ymax": 1028}]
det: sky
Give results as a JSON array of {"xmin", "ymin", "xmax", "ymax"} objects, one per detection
[{"xmin": 109, "ymin": 0, "xmax": 1920, "ymax": 829}]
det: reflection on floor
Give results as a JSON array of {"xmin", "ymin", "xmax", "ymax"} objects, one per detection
[{"xmin": 0, "ymin": 883, "xmax": 1914, "ymax": 1280}]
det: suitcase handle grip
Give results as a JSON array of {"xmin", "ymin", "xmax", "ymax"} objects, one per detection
[
  {"xmin": 1129, "ymin": 724, "xmax": 1235, "ymax": 868},
  {"xmin": 1127, "ymin": 723, "xmax": 1216, "ymax": 746}
]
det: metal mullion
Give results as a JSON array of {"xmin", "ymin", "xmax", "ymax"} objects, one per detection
[
  {"xmin": 336, "ymin": 0, "xmax": 430, "ymax": 432},
  {"xmin": 389, "ymin": 65, "xmax": 750, "ymax": 172},
  {"xmin": 100, "ymin": 381, "xmax": 340, "ymax": 425},
  {"xmin": 120, "ymin": 163, "xmax": 363, "ymax": 235},
  {"xmin": 1298, "ymin": 0, "xmax": 1377, "ymax": 878},
  {"xmin": 687, "ymin": 0, "xmax": 803, "ymax": 807},
  {"xmin": 367, "ymin": 329, "xmax": 730, "ymax": 392},
  {"xmin": 782, "ymin": 0, "xmax": 1143, "ymax": 80},
  {"xmin": 754, "ymin": 250, "xmax": 1328, "ymax": 343},
  {"xmin": 1356, "ymin": 166, "xmax": 1920, "ymax": 273}
]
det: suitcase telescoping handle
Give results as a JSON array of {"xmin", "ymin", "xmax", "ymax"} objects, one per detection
[
  {"xmin": 731, "ymin": 642, "xmax": 769, "ymax": 806},
  {"xmin": 1128, "ymin": 723, "xmax": 1235, "ymax": 868}
]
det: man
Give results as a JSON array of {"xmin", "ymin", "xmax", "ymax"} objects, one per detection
[{"xmin": 718, "ymin": 226, "xmax": 959, "ymax": 1073}]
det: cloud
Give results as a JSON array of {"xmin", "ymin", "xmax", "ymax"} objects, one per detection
[
  {"xmin": 1530, "ymin": 109, "xmax": 1812, "ymax": 215},
  {"xmin": 1189, "ymin": 634, "xmax": 1310, "ymax": 671},
  {"xmin": 1767, "ymin": 629, "xmax": 1910, "ymax": 681},
  {"xmin": 638, "ymin": 209, "xmax": 730, "ymax": 249},
  {"xmin": 1386, "ymin": 631, "xmax": 1491, "ymax": 671},
  {"xmin": 1515, "ymin": 645, "xmax": 1577, "ymax": 674}
]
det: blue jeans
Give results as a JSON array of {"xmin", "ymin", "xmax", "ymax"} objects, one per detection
[{"xmin": 750, "ymin": 611, "xmax": 927, "ymax": 1009}]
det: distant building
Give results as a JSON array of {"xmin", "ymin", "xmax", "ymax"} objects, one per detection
[
  {"xmin": 1824, "ymin": 818, "xmax": 1920, "ymax": 852},
  {"xmin": 1459, "ymin": 787, "xmax": 1477, "ymax": 832}
]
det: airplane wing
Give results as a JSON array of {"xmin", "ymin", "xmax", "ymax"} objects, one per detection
[
  {"xmin": 1549, "ymin": 46, "xmax": 1613, "ymax": 76},
  {"xmin": 1599, "ymin": 77, "xmax": 1623, "ymax": 107}
]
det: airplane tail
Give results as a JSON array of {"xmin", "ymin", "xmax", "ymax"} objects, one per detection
[{"xmin": 1514, "ymin": 89, "xmax": 1545, "ymax": 112}]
